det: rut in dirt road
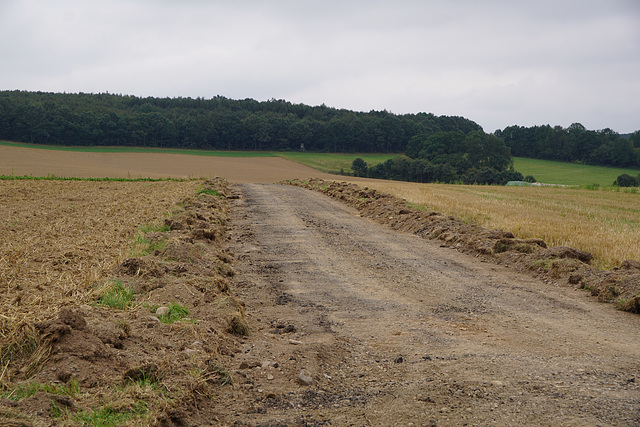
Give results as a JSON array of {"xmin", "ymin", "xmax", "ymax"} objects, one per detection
[{"xmin": 229, "ymin": 183, "xmax": 640, "ymax": 426}]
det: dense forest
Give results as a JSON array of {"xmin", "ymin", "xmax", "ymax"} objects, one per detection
[
  {"xmin": 1, "ymin": 91, "xmax": 637, "ymax": 183},
  {"xmin": 0, "ymin": 90, "xmax": 481, "ymax": 153},
  {"xmin": 495, "ymin": 124, "xmax": 640, "ymax": 168}
]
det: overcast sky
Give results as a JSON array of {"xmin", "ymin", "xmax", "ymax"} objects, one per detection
[{"xmin": 1, "ymin": 0, "xmax": 639, "ymax": 133}]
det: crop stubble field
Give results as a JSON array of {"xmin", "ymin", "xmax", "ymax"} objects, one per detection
[
  {"xmin": 352, "ymin": 179, "xmax": 640, "ymax": 269},
  {"xmin": 0, "ymin": 177, "xmax": 266, "ymax": 424},
  {"xmin": 0, "ymin": 179, "xmax": 200, "ymax": 337}
]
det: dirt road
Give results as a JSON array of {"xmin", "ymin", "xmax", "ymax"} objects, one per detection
[{"xmin": 221, "ymin": 183, "xmax": 640, "ymax": 426}]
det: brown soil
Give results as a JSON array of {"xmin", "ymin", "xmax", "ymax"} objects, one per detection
[
  {"xmin": 0, "ymin": 179, "xmax": 251, "ymax": 425},
  {"xmin": 0, "ymin": 145, "xmax": 334, "ymax": 182},
  {"xmin": 2, "ymin": 176, "xmax": 640, "ymax": 426}
]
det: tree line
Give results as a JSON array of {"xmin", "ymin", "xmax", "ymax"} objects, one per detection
[
  {"xmin": 351, "ymin": 130, "xmax": 526, "ymax": 185},
  {"xmin": 2, "ymin": 90, "xmax": 637, "ymax": 185},
  {"xmin": 495, "ymin": 123, "xmax": 640, "ymax": 168},
  {"xmin": 0, "ymin": 90, "xmax": 481, "ymax": 153}
]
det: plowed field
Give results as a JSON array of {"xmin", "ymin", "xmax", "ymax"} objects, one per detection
[{"xmin": 0, "ymin": 145, "xmax": 334, "ymax": 182}]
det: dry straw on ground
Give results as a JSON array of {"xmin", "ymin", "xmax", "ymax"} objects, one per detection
[
  {"xmin": 0, "ymin": 180, "xmax": 199, "ymax": 369},
  {"xmin": 348, "ymin": 180, "xmax": 640, "ymax": 269},
  {"xmin": 0, "ymin": 178, "xmax": 250, "ymax": 425}
]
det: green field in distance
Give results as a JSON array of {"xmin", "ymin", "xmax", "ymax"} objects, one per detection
[{"xmin": 3, "ymin": 141, "xmax": 638, "ymax": 186}]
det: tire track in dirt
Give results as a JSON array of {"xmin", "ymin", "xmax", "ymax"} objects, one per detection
[{"xmin": 224, "ymin": 183, "xmax": 640, "ymax": 426}]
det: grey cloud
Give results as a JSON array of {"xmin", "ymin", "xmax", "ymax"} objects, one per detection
[{"xmin": 1, "ymin": 0, "xmax": 638, "ymax": 132}]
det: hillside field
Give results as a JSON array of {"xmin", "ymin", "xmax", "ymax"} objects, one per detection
[
  {"xmin": 1, "ymin": 142, "xmax": 639, "ymax": 268},
  {"xmin": 277, "ymin": 152, "xmax": 396, "ymax": 173},
  {"xmin": 512, "ymin": 157, "xmax": 640, "ymax": 186},
  {"xmin": 280, "ymin": 151, "xmax": 640, "ymax": 187},
  {"xmin": 3, "ymin": 140, "xmax": 639, "ymax": 186}
]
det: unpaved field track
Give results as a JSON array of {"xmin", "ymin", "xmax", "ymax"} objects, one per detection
[{"xmin": 223, "ymin": 184, "xmax": 640, "ymax": 426}]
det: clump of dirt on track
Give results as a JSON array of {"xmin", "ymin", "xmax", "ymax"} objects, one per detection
[
  {"xmin": 286, "ymin": 178, "xmax": 640, "ymax": 314},
  {"xmin": 0, "ymin": 178, "xmax": 247, "ymax": 425}
]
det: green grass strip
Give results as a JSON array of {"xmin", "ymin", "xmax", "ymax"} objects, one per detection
[
  {"xmin": 0, "ymin": 174, "xmax": 185, "ymax": 182},
  {"xmin": 74, "ymin": 402, "xmax": 148, "ymax": 426},
  {"xmin": 513, "ymin": 157, "xmax": 640, "ymax": 186},
  {"xmin": 1, "ymin": 380, "xmax": 80, "ymax": 401}
]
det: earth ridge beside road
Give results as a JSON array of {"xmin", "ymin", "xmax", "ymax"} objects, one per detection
[{"xmin": 286, "ymin": 178, "xmax": 640, "ymax": 314}]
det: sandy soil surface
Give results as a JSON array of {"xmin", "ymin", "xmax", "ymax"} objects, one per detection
[
  {"xmin": 0, "ymin": 145, "xmax": 335, "ymax": 182},
  {"xmin": 217, "ymin": 183, "xmax": 640, "ymax": 426}
]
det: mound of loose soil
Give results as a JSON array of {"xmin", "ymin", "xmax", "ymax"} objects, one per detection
[
  {"xmin": 0, "ymin": 178, "xmax": 248, "ymax": 425},
  {"xmin": 286, "ymin": 178, "xmax": 640, "ymax": 314}
]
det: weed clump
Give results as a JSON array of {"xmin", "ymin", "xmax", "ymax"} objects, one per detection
[
  {"xmin": 228, "ymin": 314, "xmax": 250, "ymax": 336},
  {"xmin": 0, "ymin": 379, "xmax": 79, "ymax": 401},
  {"xmin": 95, "ymin": 280, "xmax": 135, "ymax": 310},
  {"xmin": 197, "ymin": 188, "xmax": 223, "ymax": 197},
  {"xmin": 156, "ymin": 303, "xmax": 191, "ymax": 324},
  {"xmin": 131, "ymin": 225, "xmax": 169, "ymax": 257},
  {"xmin": 206, "ymin": 361, "xmax": 233, "ymax": 386}
]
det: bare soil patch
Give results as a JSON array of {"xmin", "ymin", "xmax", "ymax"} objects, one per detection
[{"xmin": 0, "ymin": 145, "xmax": 335, "ymax": 182}]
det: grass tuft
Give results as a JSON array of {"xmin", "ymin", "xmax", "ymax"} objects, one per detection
[
  {"xmin": 74, "ymin": 401, "xmax": 148, "ymax": 426},
  {"xmin": 228, "ymin": 314, "xmax": 250, "ymax": 336},
  {"xmin": 197, "ymin": 187, "xmax": 223, "ymax": 197},
  {"xmin": 130, "ymin": 223, "xmax": 169, "ymax": 257},
  {"xmin": 95, "ymin": 280, "xmax": 136, "ymax": 310},
  {"xmin": 157, "ymin": 303, "xmax": 191, "ymax": 324},
  {"xmin": 0, "ymin": 379, "xmax": 79, "ymax": 401},
  {"xmin": 207, "ymin": 361, "xmax": 233, "ymax": 386}
]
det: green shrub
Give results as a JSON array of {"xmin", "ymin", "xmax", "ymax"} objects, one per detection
[{"xmin": 613, "ymin": 173, "xmax": 639, "ymax": 187}]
